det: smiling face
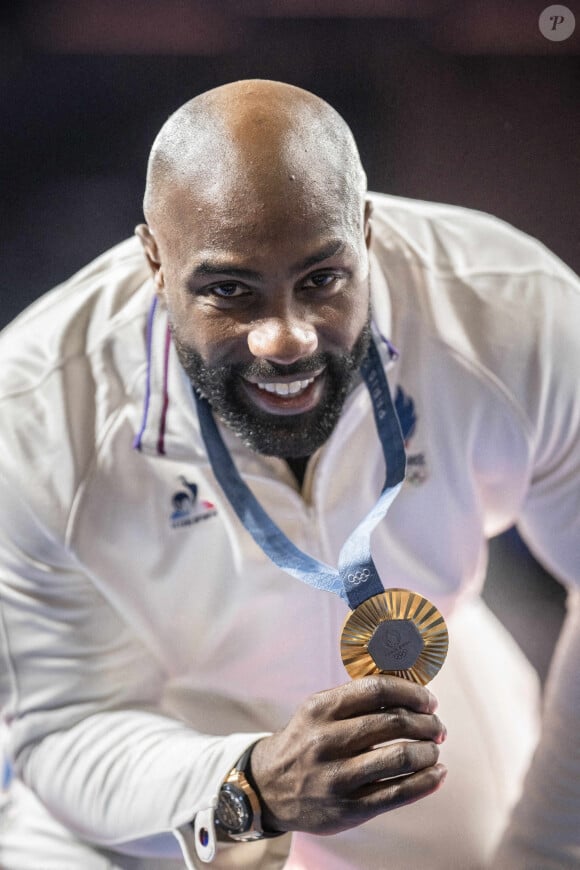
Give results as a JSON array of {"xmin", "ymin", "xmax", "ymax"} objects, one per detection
[{"xmin": 137, "ymin": 80, "xmax": 372, "ymax": 457}]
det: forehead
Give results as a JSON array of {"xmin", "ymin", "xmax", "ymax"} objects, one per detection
[{"xmin": 160, "ymin": 167, "xmax": 362, "ymax": 265}]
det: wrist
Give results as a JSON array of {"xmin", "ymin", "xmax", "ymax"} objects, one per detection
[
  {"xmin": 242, "ymin": 742, "xmax": 285, "ymax": 836},
  {"xmin": 247, "ymin": 737, "xmax": 286, "ymax": 835},
  {"xmin": 214, "ymin": 742, "xmax": 285, "ymax": 842}
]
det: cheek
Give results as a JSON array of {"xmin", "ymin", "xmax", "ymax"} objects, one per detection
[
  {"xmin": 349, "ymin": 291, "xmax": 371, "ymax": 337},
  {"xmin": 319, "ymin": 286, "xmax": 369, "ymax": 351},
  {"xmin": 198, "ymin": 319, "xmax": 243, "ymax": 365},
  {"xmin": 167, "ymin": 299, "xmax": 243, "ymax": 366}
]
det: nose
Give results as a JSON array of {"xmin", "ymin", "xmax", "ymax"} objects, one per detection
[{"xmin": 247, "ymin": 317, "xmax": 318, "ymax": 365}]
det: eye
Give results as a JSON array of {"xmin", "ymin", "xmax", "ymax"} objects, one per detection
[
  {"xmin": 209, "ymin": 283, "xmax": 249, "ymax": 299},
  {"xmin": 302, "ymin": 272, "xmax": 340, "ymax": 292}
]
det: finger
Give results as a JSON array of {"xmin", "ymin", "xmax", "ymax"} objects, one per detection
[
  {"xmin": 330, "ymin": 708, "xmax": 446, "ymax": 756},
  {"xmin": 309, "ymin": 675, "xmax": 438, "ymax": 722},
  {"xmin": 348, "ymin": 762, "xmax": 447, "ymax": 817},
  {"xmin": 339, "ymin": 738, "xmax": 442, "ymax": 790}
]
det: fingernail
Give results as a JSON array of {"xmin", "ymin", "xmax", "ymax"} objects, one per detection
[
  {"xmin": 435, "ymin": 725, "xmax": 447, "ymax": 744},
  {"xmin": 436, "ymin": 763, "xmax": 448, "ymax": 780}
]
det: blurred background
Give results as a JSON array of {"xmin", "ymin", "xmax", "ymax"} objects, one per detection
[{"xmin": 1, "ymin": 0, "xmax": 577, "ymax": 681}]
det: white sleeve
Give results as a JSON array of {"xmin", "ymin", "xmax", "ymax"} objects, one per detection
[
  {"xmin": 492, "ymin": 271, "xmax": 580, "ymax": 868},
  {"xmin": 512, "ymin": 273, "xmax": 580, "ymax": 588},
  {"xmin": 0, "ymin": 468, "xmax": 267, "ymax": 864},
  {"xmin": 492, "ymin": 589, "xmax": 580, "ymax": 869}
]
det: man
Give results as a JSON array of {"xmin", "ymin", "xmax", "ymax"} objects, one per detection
[{"xmin": 0, "ymin": 79, "xmax": 578, "ymax": 869}]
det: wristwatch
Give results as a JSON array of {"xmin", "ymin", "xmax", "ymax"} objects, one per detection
[{"xmin": 214, "ymin": 744, "xmax": 284, "ymax": 842}]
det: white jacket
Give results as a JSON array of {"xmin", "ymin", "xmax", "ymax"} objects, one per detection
[{"xmin": 0, "ymin": 194, "xmax": 579, "ymax": 869}]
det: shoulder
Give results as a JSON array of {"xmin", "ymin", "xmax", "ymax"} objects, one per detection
[
  {"xmin": 368, "ymin": 193, "xmax": 580, "ymax": 444},
  {"xmin": 367, "ymin": 192, "xmax": 578, "ymax": 287},
  {"xmin": 0, "ymin": 238, "xmax": 153, "ymax": 535},
  {"xmin": 0, "ymin": 237, "xmax": 151, "ymax": 397},
  {"xmin": 367, "ymin": 192, "xmax": 580, "ymax": 343}
]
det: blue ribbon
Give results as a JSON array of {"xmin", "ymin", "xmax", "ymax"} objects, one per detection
[{"xmin": 193, "ymin": 338, "xmax": 406, "ymax": 610}]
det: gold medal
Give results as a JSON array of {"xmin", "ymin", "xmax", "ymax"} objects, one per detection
[{"xmin": 340, "ymin": 589, "xmax": 448, "ymax": 685}]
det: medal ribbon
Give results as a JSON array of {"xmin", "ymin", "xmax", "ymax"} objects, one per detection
[{"xmin": 193, "ymin": 338, "xmax": 406, "ymax": 610}]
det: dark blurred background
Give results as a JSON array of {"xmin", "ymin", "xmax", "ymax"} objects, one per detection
[{"xmin": 2, "ymin": 0, "xmax": 577, "ymax": 681}]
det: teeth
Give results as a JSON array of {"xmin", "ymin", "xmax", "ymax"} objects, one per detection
[{"xmin": 256, "ymin": 377, "xmax": 315, "ymax": 396}]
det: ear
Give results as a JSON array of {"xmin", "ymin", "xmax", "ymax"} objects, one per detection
[
  {"xmin": 135, "ymin": 224, "xmax": 166, "ymax": 301},
  {"xmin": 363, "ymin": 200, "xmax": 373, "ymax": 251}
]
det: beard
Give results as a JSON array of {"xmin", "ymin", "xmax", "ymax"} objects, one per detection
[{"xmin": 172, "ymin": 315, "xmax": 372, "ymax": 458}]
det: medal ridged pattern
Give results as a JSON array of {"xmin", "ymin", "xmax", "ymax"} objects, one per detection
[{"xmin": 340, "ymin": 589, "xmax": 449, "ymax": 685}]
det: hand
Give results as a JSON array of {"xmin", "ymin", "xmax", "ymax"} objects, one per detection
[{"xmin": 250, "ymin": 675, "xmax": 447, "ymax": 835}]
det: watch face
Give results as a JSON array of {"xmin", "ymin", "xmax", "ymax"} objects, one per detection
[{"xmin": 215, "ymin": 784, "xmax": 251, "ymax": 834}]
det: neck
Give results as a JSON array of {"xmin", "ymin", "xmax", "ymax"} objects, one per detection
[{"xmin": 285, "ymin": 456, "xmax": 310, "ymax": 488}]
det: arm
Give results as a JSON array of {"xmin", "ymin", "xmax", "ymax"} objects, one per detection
[
  {"xmin": 0, "ymin": 468, "xmax": 266, "ymax": 861},
  {"xmin": 492, "ymin": 590, "xmax": 580, "ymax": 869},
  {"xmin": 492, "ymin": 272, "xmax": 580, "ymax": 868}
]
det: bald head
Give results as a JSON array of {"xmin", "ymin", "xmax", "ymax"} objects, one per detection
[{"xmin": 143, "ymin": 79, "xmax": 367, "ymax": 235}]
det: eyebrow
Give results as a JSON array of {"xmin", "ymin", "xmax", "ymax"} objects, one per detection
[{"xmin": 187, "ymin": 239, "xmax": 347, "ymax": 285}]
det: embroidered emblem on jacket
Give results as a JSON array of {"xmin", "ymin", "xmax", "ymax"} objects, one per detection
[
  {"xmin": 394, "ymin": 387, "xmax": 428, "ymax": 486},
  {"xmin": 170, "ymin": 476, "xmax": 217, "ymax": 528}
]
